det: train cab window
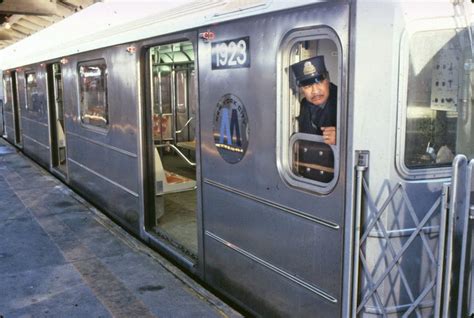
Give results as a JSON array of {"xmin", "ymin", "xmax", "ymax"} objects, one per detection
[
  {"xmin": 402, "ymin": 28, "xmax": 472, "ymax": 173},
  {"xmin": 280, "ymin": 30, "xmax": 341, "ymax": 191},
  {"xmin": 78, "ymin": 60, "xmax": 108, "ymax": 129},
  {"xmin": 25, "ymin": 72, "xmax": 43, "ymax": 117}
]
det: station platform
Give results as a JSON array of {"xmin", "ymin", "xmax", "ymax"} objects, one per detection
[{"xmin": 0, "ymin": 139, "xmax": 242, "ymax": 318}]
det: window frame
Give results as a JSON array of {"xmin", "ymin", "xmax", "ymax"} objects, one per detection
[
  {"xmin": 77, "ymin": 58, "xmax": 109, "ymax": 132},
  {"xmin": 277, "ymin": 27, "xmax": 343, "ymax": 194},
  {"xmin": 396, "ymin": 18, "xmax": 466, "ymax": 180}
]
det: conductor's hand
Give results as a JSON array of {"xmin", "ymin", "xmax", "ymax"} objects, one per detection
[{"xmin": 321, "ymin": 126, "xmax": 336, "ymax": 145}]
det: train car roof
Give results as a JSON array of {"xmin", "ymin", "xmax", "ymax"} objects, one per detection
[{"xmin": 0, "ymin": 0, "xmax": 337, "ymax": 70}]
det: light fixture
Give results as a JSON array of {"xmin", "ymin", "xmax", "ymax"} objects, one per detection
[
  {"xmin": 199, "ymin": 30, "xmax": 216, "ymax": 42},
  {"xmin": 4, "ymin": 22, "xmax": 11, "ymax": 29}
]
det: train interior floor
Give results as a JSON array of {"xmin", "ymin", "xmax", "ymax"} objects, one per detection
[
  {"xmin": 156, "ymin": 190, "xmax": 197, "ymax": 257},
  {"xmin": 156, "ymin": 151, "xmax": 198, "ymax": 257},
  {"xmin": 0, "ymin": 138, "xmax": 240, "ymax": 318}
]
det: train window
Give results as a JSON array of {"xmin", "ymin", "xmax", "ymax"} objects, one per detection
[
  {"xmin": 3, "ymin": 76, "xmax": 13, "ymax": 113},
  {"xmin": 279, "ymin": 29, "xmax": 341, "ymax": 191},
  {"xmin": 25, "ymin": 72, "xmax": 43, "ymax": 117},
  {"xmin": 403, "ymin": 28, "xmax": 471, "ymax": 171},
  {"xmin": 78, "ymin": 60, "xmax": 108, "ymax": 129}
]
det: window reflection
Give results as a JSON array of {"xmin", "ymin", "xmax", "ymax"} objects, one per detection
[
  {"xmin": 78, "ymin": 61, "xmax": 108, "ymax": 129},
  {"xmin": 26, "ymin": 72, "xmax": 44, "ymax": 117},
  {"xmin": 404, "ymin": 29, "xmax": 470, "ymax": 168},
  {"xmin": 4, "ymin": 77, "xmax": 13, "ymax": 113}
]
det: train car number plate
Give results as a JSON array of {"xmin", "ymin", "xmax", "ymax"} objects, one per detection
[{"xmin": 211, "ymin": 37, "xmax": 250, "ymax": 70}]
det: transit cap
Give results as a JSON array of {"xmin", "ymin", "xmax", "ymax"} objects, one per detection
[{"xmin": 291, "ymin": 55, "xmax": 328, "ymax": 87}]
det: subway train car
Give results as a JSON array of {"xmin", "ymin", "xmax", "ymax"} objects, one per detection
[{"xmin": 1, "ymin": 0, "xmax": 474, "ymax": 316}]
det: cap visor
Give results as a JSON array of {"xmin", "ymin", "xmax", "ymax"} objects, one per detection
[{"xmin": 298, "ymin": 74, "xmax": 325, "ymax": 87}]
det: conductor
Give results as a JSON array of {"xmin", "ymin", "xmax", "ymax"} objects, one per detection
[
  {"xmin": 291, "ymin": 56, "xmax": 337, "ymax": 182},
  {"xmin": 291, "ymin": 55, "xmax": 337, "ymax": 145}
]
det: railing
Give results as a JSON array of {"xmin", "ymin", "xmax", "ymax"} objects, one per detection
[{"xmin": 155, "ymin": 143, "xmax": 196, "ymax": 167}]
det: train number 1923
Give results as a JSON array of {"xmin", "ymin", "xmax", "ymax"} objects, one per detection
[{"xmin": 211, "ymin": 37, "xmax": 250, "ymax": 70}]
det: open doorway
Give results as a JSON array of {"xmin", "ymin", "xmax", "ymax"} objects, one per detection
[
  {"xmin": 11, "ymin": 71, "xmax": 22, "ymax": 147},
  {"xmin": 47, "ymin": 63, "xmax": 68, "ymax": 177},
  {"xmin": 147, "ymin": 40, "xmax": 198, "ymax": 260}
]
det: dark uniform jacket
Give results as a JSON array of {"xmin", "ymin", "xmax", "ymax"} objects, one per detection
[{"xmin": 296, "ymin": 83, "xmax": 337, "ymax": 183}]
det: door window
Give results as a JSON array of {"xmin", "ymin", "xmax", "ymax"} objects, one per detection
[
  {"xmin": 78, "ymin": 59, "xmax": 109, "ymax": 129},
  {"xmin": 25, "ymin": 72, "xmax": 44, "ymax": 118},
  {"xmin": 279, "ymin": 29, "xmax": 342, "ymax": 192},
  {"xmin": 3, "ymin": 75, "xmax": 13, "ymax": 113}
]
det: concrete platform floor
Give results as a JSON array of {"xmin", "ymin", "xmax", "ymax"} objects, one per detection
[{"xmin": 0, "ymin": 140, "xmax": 242, "ymax": 318}]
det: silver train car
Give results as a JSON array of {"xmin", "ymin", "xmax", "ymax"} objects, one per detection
[{"xmin": 1, "ymin": 0, "xmax": 473, "ymax": 316}]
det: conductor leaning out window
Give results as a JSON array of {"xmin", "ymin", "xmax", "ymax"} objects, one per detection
[
  {"xmin": 291, "ymin": 55, "xmax": 337, "ymax": 144},
  {"xmin": 291, "ymin": 55, "xmax": 337, "ymax": 183}
]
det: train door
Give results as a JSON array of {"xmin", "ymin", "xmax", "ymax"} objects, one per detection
[
  {"xmin": 143, "ymin": 38, "xmax": 200, "ymax": 269},
  {"xmin": 198, "ymin": 3, "xmax": 349, "ymax": 317},
  {"xmin": 0, "ymin": 94, "xmax": 4, "ymax": 138},
  {"xmin": 2, "ymin": 73, "xmax": 13, "ymax": 141},
  {"xmin": 11, "ymin": 71, "xmax": 22, "ymax": 147},
  {"xmin": 47, "ymin": 62, "xmax": 68, "ymax": 178}
]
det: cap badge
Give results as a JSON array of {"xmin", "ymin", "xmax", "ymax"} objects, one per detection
[{"xmin": 303, "ymin": 61, "xmax": 317, "ymax": 76}]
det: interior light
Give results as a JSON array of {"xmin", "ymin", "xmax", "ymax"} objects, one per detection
[{"xmin": 4, "ymin": 22, "xmax": 11, "ymax": 29}]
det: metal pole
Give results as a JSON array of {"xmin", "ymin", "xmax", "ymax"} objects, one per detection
[{"xmin": 351, "ymin": 150, "xmax": 369, "ymax": 317}]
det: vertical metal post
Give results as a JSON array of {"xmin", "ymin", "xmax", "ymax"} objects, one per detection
[
  {"xmin": 458, "ymin": 159, "xmax": 474, "ymax": 316},
  {"xmin": 435, "ymin": 183, "xmax": 450, "ymax": 318},
  {"xmin": 351, "ymin": 150, "xmax": 369, "ymax": 317},
  {"xmin": 441, "ymin": 155, "xmax": 470, "ymax": 317}
]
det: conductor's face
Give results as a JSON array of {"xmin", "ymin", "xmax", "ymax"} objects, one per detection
[{"xmin": 301, "ymin": 79, "xmax": 330, "ymax": 106}]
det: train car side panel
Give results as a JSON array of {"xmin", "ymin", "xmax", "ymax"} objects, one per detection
[
  {"xmin": 21, "ymin": 65, "xmax": 51, "ymax": 168},
  {"xmin": 199, "ymin": 3, "xmax": 349, "ymax": 316},
  {"xmin": 61, "ymin": 44, "xmax": 141, "ymax": 233}
]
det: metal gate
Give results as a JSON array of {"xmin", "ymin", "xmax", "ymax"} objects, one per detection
[{"xmin": 353, "ymin": 154, "xmax": 474, "ymax": 317}]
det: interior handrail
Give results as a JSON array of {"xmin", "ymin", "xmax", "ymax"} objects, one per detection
[
  {"xmin": 175, "ymin": 117, "xmax": 194, "ymax": 134},
  {"xmin": 155, "ymin": 143, "xmax": 196, "ymax": 166}
]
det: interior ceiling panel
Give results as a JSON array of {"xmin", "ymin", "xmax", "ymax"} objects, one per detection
[{"xmin": 0, "ymin": 0, "xmax": 98, "ymax": 49}]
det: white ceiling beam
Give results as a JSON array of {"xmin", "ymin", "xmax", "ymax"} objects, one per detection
[
  {"xmin": 25, "ymin": 16, "xmax": 53, "ymax": 28},
  {"xmin": 16, "ymin": 18, "xmax": 45, "ymax": 30},
  {"xmin": 10, "ymin": 24, "xmax": 33, "ymax": 35}
]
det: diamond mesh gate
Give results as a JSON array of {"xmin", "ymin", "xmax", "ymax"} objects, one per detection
[{"xmin": 352, "ymin": 154, "xmax": 473, "ymax": 317}]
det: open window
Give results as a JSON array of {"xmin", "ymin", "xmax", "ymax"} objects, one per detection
[
  {"xmin": 399, "ymin": 26, "xmax": 473, "ymax": 178},
  {"xmin": 279, "ymin": 28, "xmax": 342, "ymax": 192}
]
